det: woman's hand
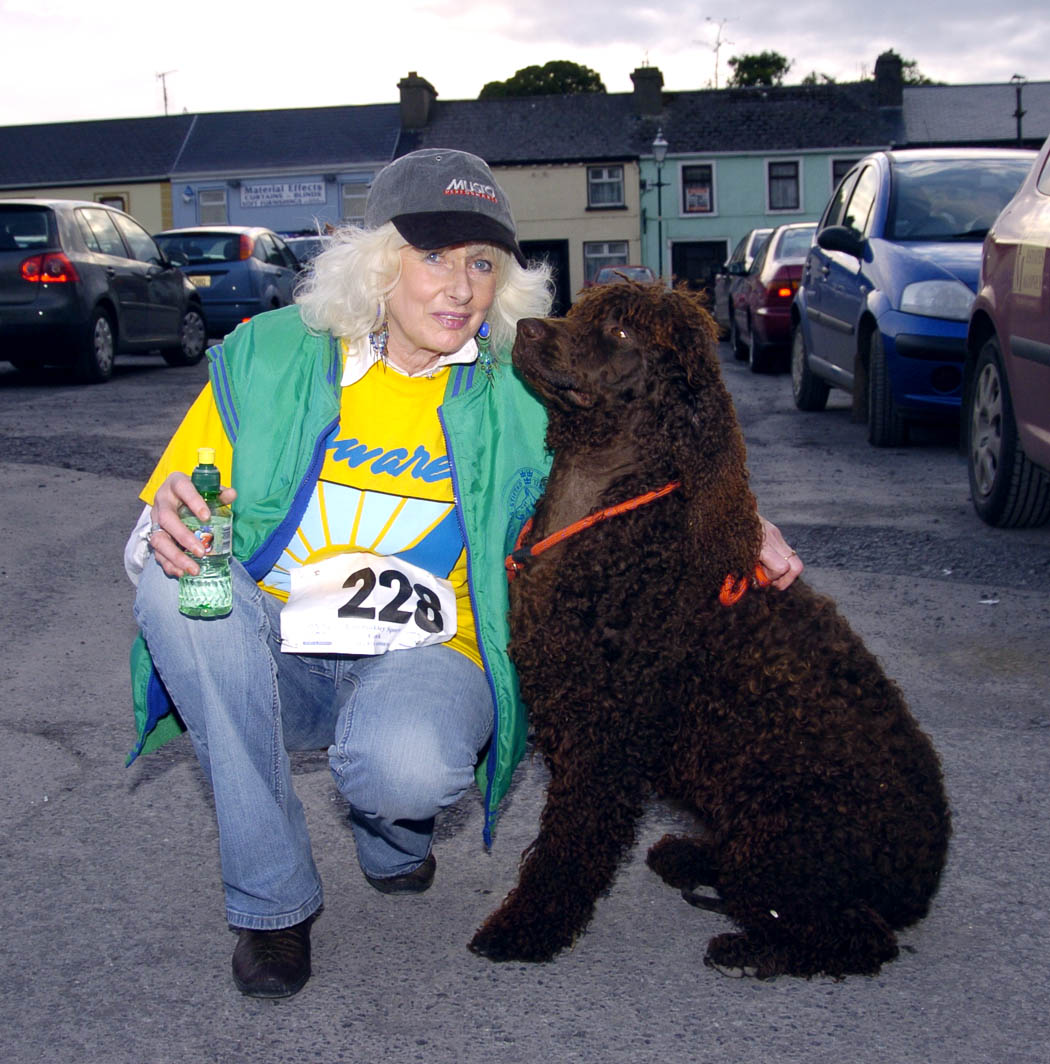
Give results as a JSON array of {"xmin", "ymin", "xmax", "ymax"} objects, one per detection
[
  {"xmin": 148, "ymin": 472, "xmax": 237, "ymax": 578},
  {"xmin": 758, "ymin": 515, "xmax": 803, "ymax": 590}
]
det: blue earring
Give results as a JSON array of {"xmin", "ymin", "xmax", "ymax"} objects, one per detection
[
  {"xmin": 369, "ymin": 323, "xmax": 388, "ymax": 361},
  {"xmin": 476, "ymin": 321, "xmax": 493, "ymax": 376}
]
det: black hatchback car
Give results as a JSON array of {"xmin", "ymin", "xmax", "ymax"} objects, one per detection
[{"xmin": 0, "ymin": 199, "xmax": 207, "ymax": 382}]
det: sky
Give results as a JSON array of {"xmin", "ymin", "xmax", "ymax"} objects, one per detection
[{"xmin": 3, "ymin": 0, "xmax": 1048, "ymax": 126}]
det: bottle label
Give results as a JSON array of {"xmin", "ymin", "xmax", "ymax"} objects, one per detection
[
  {"xmin": 280, "ymin": 551, "xmax": 456, "ymax": 656},
  {"xmin": 183, "ymin": 513, "xmax": 232, "ymax": 556}
]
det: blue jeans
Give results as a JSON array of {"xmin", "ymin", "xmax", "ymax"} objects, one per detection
[{"xmin": 134, "ymin": 558, "xmax": 493, "ymax": 930}]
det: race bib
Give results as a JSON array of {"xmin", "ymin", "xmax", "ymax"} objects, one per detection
[{"xmin": 280, "ymin": 552, "xmax": 456, "ymax": 655}]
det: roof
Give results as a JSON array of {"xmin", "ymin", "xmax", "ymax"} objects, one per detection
[
  {"xmin": 0, "ymin": 114, "xmax": 196, "ymax": 189},
  {"xmin": 172, "ymin": 103, "xmax": 402, "ymax": 175},
  {"xmin": 903, "ymin": 82, "xmax": 1050, "ymax": 147}
]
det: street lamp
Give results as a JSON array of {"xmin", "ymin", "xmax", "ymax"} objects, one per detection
[
  {"xmin": 1010, "ymin": 74, "xmax": 1027, "ymax": 145},
  {"xmin": 651, "ymin": 130, "xmax": 669, "ymax": 283}
]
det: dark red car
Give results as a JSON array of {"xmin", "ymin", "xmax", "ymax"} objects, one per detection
[
  {"xmin": 730, "ymin": 222, "xmax": 816, "ymax": 373},
  {"xmin": 964, "ymin": 135, "xmax": 1050, "ymax": 527}
]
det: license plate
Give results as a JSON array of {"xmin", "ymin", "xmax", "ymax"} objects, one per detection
[{"xmin": 188, "ymin": 275, "xmax": 211, "ymax": 288}]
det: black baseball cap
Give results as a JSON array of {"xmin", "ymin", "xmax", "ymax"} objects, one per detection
[{"xmin": 364, "ymin": 149, "xmax": 526, "ymax": 266}]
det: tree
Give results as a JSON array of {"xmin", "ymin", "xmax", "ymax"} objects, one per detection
[
  {"xmin": 726, "ymin": 51, "xmax": 792, "ymax": 88},
  {"xmin": 901, "ymin": 57, "xmax": 937, "ymax": 86},
  {"xmin": 801, "ymin": 71, "xmax": 836, "ymax": 86},
  {"xmin": 479, "ymin": 60, "xmax": 606, "ymax": 99}
]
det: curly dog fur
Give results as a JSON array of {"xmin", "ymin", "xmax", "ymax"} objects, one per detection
[{"xmin": 469, "ymin": 282, "xmax": 951, "ymax": 978}]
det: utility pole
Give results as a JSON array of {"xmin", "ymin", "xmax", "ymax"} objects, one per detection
[
  {"xmin": 1010, "ymin": 74, "xmax": 1027, "ymax": 145},
  {"xmin": 157, "ymin": 70, "xmax": 177, "ymax": 116}
]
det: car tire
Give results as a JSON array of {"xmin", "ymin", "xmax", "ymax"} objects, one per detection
[
  {"xmin": 747, "ymin": 322, "xmax": 774, "ymax": 374},
  {"xmin": 867, "ymin": 331, "xmax": 907, "ymax": 447},
  {"xmin": 791, "ymin": 326, "xmax": 829, "ymax": 411},
  {"xmin": 967, "ymin": 336, "xmax": 1050, "ymax": 527},
  {"xmin": 729, "ymin": 315, "xmax": 747, "ymax": 360},
  {"xmin": 163, "ymin": 305, "xmax": 208, "ymax": 367},
  {"xmin": 76, "ymin": 307, "xmax": 116, "ymax": 383}
]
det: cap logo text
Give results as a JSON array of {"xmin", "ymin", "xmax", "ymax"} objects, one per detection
[{"xmin": 444, "ymin": 178, "xmax": 499, "ymax": 203}]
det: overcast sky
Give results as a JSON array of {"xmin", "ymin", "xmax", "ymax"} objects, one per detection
[{"xmin": 3, "ymin": 0, "xmax": 1047, "ymax": 126}]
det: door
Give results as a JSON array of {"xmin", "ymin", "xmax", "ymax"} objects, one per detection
[
  {"xmin": 111, "ymin": 211, "xmax": 181, "ymax": 342},
  {"xmin": 520, "ymin": 239, "xmax": 570, "ymax": 316},
  {"xmin": 76, "ymin": 206, "xmax": 150, "ymax": 341},
  {"xmin": 671, "ymin": 241, "xmax": 726, "ymax": 307}
]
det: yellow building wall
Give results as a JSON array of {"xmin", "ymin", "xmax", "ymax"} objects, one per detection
[
  {"xmin": 0, "ymin": 183, "xmax": 172, "ymax": 232},
  {"xmin": 495, "ymin": 163, "xmax": 642, "ymax": 297}
]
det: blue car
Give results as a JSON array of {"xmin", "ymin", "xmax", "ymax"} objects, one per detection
[
  {"xmin": 153, "ymin": 226, "xmax": 303, "ymax": 338},
  {"xmin": 790, "ymin": 148, "xmax": 1036, "ymax": 446}
]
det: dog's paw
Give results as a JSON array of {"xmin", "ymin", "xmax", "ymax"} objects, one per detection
[
  {"xmin": 703, "ymin": 932, "xmax": 767, "ymax": 980},
  {"xmin": 469, "ymin": 910, "xmax": 572, "ymax": 963}
]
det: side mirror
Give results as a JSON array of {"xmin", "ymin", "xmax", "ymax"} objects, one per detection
[
  {"xmin": 727, "ymin": 262, "xmax": 746, "ymax": 276},
  {"xmin": 817, "ymin": 225, "xmax": 865, "ymax": 259}
]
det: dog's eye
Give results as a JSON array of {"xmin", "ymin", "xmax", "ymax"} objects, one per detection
[{"xmin": 609, "ymin": 326, "xmax": 629, "ymax": 341}]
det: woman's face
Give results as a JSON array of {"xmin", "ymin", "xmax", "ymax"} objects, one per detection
[{"xmin": 385, "ymin": 243, "xmax": 499, "ymax": 372}]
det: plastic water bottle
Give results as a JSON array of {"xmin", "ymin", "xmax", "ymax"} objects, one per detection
[{"xmin": 178, "ymin": 447, "xmax": 233, "ymax": 618}]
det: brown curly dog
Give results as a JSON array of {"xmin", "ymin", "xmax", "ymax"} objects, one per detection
[{"xmin": 469, "ymin": 282, "xmax": 951, "ymax": 978}]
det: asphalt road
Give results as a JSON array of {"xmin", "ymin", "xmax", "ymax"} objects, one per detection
[{"xmin": 1, "ymin": 345, "xmax": 1047, "ymax": 1064}]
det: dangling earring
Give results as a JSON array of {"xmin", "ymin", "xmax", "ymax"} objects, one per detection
[
  {"xmin": 369, "ymin": 323, "xmax": 388, "ymax": 362},
  {"xmin": 476, "ymin": 321, "xmax": 493, "ymax": 376}
]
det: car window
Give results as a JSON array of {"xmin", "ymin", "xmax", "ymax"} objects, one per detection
[
  {"xmin": 257, "ymin": 233, "xmax": 288, "ymax": 267},
  {"xmin": 111, "ymin": 212, "xmax": 163, "ymax": 265},
  {"xmin": 841, "ymin": 167, "xmax": 879, "ymax": 239},
  {"xmin": 154, "ymin": 232, "xmax": 239, "ymax": 264},
  {"xmin": 0, "ymin": 205, "xmax": 55, "ymax": 250},
  {"xmin": 747, "ymin": 229, "xmax": 772, "ymax": 260},
  {"xmin": 77, "ymin": 207, "xmax": 128, "ymax": 258},
  {"xmin": 888, "ymin": 156, "xmax": 1034, "ymax": 240},
  {"xmin": 272, "ymin": 235, "xmax": 299, "ymax": 269},
  {"xmin": 1036, "ymin": 152, "xmax": 1050, "ymax": 196},
  {"xmin": 726, "ymin": 236, "xmax": 748, "ymax": 268},
  {"xmin": 749, "ymin": 239, "xmax": 771, "ymax": 275},
  {"xmin": 820, "ymin": 167, "xmax": 860, "ymax": 229},
  {"xmin": 778, "ymin": 226, "xmax": 816, "ymax": 259}
]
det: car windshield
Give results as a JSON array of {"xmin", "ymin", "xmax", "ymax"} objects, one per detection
[
  {"xmin": 287, "ymin": 237, "xmax": 327, "ymax": 262},
  {"xmin": 776, "ymin": 227, "xmax": 816, "ymax": 260},
  {"xmin": 155, "ymin": 231, "xmax": 243, "ymax": 265},
  {"xmin": 888, "ymin": 158, "xmax": 1033, "ymax": 241},
  {"xmin": 0, "ymin": 206, "xmax": 56, "ymax": 251}
]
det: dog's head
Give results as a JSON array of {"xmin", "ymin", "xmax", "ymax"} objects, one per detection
[{"xmin": 512, "ymin": 281, "xmax": 762, "ymax": 574}]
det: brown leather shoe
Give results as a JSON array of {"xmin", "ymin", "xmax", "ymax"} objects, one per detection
[
  {"xmin": 364, "ymin": 852, "xmax": 436, "ymax": 895},
  {"xmin": 231, "ymin": 917, "xmax": 313, "ymax": 998}
]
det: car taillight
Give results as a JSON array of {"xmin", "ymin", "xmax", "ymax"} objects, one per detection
[
  {"xmin": 21, "ymin": 252, "xmax": 79, "ymax": 283},
  {"xmin": 239, "ymin": 234, "xmax": 254, "ymax": 260},
  {"xmin": 764, "ymin": 268, "xmax": 799, "ymax": 305}
]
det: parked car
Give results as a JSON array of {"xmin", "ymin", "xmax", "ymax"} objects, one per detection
[
  {"xmin": 790, "ymin": 148, "xmax": 1036, "ymax": 446},
  {"xmin": 713, "ymin": 227, "xmax": 773, "ymax": 333},
  {"xmin": 152, "ymin": 226, "xmax": 302, "ymax": 338},
  {"xmin": 284, "ymin": 234, "xmax": 331, "ymax": 265},
  {"xmin": 964, "ymin": 136, "xmax": 1050, "ymax": 527},
  {"xmin": 0, "ymin": 199, "xmax": 206, "ymax": 382},
  {"xmin": 588, "ymin": 264, "xmax": 656, "ymax": 286},
  {"xmin": 730, "ymin": 222, "xmax": 817, "ymax": 373}
]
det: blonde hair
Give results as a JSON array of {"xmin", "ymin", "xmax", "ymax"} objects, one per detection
[{"xmin": 295, "ymin": 221, "xmax": 553, "ymax": 356}]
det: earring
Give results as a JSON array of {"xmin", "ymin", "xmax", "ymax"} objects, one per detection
[
  {"xmin": 476, "ymin": 321, "xmax": 493, "ymax": 376},
  {"xmin": 369, "ymin": 323, "xmax": 388, "ymax": 361}
]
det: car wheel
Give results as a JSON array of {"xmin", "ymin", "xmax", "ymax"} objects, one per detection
[
  {"xmin": 163, "ymin": 306, "xmax": 207, "ymax": 367},
  {"xmin": 747, "ymin": 322, "xmax": 774, "ymax": 374},
  {"xmin": 729, "ymin": 315, "xmax": 747, "ymax": 360},
  {"xmin": 791, "ymin": 326, "xmax": 829, "ymax": 411},
  {"xmin": 77, "ymin": 307, "xmax": 116, "ymax": 383},
  {"xmin": 866, "ymin": 331, "xmax": 907, "ymax": 447},
  {"xmin": 967, "ymin": 336, "xmax": 1050, "ymax": 527}
]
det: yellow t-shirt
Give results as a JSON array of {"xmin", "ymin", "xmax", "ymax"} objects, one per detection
[{"xmin": 140, "ymin": 361, "xmax": 480, "ymax": 667}]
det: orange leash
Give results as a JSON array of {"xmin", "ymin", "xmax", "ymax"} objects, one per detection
[
  {"xmin": 718, "ymin": 564, "xmax": 773, "ymax": 605},
  {"xmin": 505, "ymin": 482, "xmax": 679, "ymax": 580}
]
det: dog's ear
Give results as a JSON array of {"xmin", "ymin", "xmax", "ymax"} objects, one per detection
[{"xmin": 658, "ymin": 293, "xmax": 764, "ymax": 580}]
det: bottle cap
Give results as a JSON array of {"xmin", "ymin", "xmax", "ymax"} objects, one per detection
[{"xmin": 197, "ymin": 447, "xmax": 216, "ymax": 465}]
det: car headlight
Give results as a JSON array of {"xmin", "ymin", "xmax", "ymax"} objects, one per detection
[{"xmin": 899, "ymin": 279, "xmax": 975, "ymax": 321}]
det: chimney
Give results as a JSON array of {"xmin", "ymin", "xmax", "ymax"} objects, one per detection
[
  {"xmin": 398, "ymin": 71, "xmax": 437, "ymax": 129},
  {"xmin": 874, "ymin": 51, "xmax": 903, "ymax": 108},
  {"xmin": 631, "ymin": 66, "xmax": 664, "ymax": 116}
]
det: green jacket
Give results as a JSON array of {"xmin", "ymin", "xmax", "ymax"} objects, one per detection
[{"xmin": 128, "ymin": 305, "xmax": 551, "ymax": 843}]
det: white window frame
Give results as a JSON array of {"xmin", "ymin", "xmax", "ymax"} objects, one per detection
[
  {"xmin": 198, "ymin": 187, "xmax": 228, "ymax": 224},
  {"xmin": 583, "ymin": 240, "xmax": 629, "ymax": 283},
  {"xmin": 766, "ymin": 158, "xmax": 803, "ymax": 213},
  {"xmin": 340, "ymin": 177, "xmax": 371, "ymax": 225},
  {"xmin": 587, "ymin": 165, "xmax": 625, "ymax": 209},
  {"xmin": 680, "ymin": 161, "xmax": 716, "ymax": 216}
]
